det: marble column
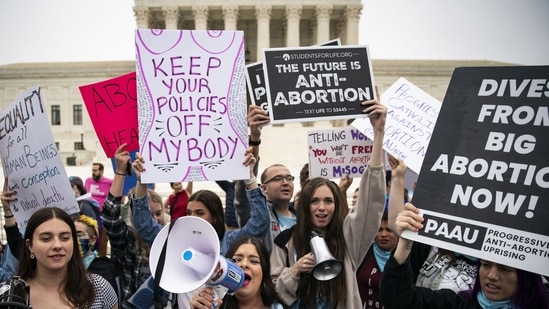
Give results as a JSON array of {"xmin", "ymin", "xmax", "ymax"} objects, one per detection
[
  {"xmin": 255, "ymin": 4, "xmax": 272, "ymax": 61},
  {"xmin": 133, "ymin": 6, "xmax": 149, "ymax": 29},
  {"xmin": 345, "ymin": 4, "xmax": 362, "ymax": 45},
  {"xmin": 163, "ymin": 6, "xmax": 179, "ymax": 30},
  {"xmin": 315, "ymin": 4, "xmax": 332, "ymax": 44},
  {"xmin": 285, "ymin": 5, "xmax": 302, "ymax": 47},
  {"xmin": 222, "ymin": 5, "xmax": 239, "ymax": 31},
  {"xmin": 192, "ymin": 5, "xmax": 209, "ymax": 30}
]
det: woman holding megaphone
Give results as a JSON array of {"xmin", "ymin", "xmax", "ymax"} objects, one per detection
[
  {"xmin": 270, "ymin": 93, "xmax": 388, "ymax": 308},
  {"xmin": 190, "ymin": 237, "xmax": 285, "ymax": 309},
  {"xmin": 130, "ymin": 146, "xmax": 270, "ymax": 308}
]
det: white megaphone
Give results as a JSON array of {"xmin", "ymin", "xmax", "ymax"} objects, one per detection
[
  {"xmin": 149, "ymin": 216, "xmax": 244, "ymax": 297},
  {"xmin": 310, "ymin": 231, "xmax": 343, "ymax": 281}
]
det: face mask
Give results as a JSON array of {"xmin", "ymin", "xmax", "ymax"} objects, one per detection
[{"xmin": 78, "ymin": 238, "xmax": 90, "ymax": 256}]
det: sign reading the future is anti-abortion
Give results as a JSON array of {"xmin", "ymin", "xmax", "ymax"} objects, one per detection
[
  {"xmin": 405, "ymin": 66, "xmax": 549, "ymax": 276},
  {"xmin": 307, "ymin": 127, "xmax": 373, "ymax": 179},
  {"xmin": 135, "ymin": 29, "xmax": 249, "ymax": 183},
  {"xmin": 263, "ymin": 45, "xmax": 375, "ymax": 124},
  {"xmin": 0, "ymin": 86, "xmax": 79, "ymax": 229},
  {"xmin": 352, "ymin": 78, "xmax": 441, "ymax": 174},
  {"xmin": 246, "ymin": 39, "xmax": 341, "ymax": 113}
]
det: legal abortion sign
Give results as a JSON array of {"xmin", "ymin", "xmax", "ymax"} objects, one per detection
[
  {"xmin": 135, "ymin": 29, "xmax": 249, "ymax": 183},
  {"xmin": 79, "ymin": 72, "xmax": 138, "ymax": 158},
  {"xmin": 405, "ymin": 66, "xmax": 549, "ymax": 276},
  {"xmin": 262, "ymin": 45, "xmax": 375, "ymax": 124},
  {"xmin": 0, "ymin": 86, "xmax": 79, "ymax": 230}
]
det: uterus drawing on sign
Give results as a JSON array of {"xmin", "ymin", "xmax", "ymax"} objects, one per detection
[{"xmin": 136, "ymin": 29, "xmax": 249, "ymax": 182}]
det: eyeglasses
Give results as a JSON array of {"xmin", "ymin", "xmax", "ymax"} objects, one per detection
[{"xmin": 263, "ymin": 175, "xmax": 295, "ymax": 184}]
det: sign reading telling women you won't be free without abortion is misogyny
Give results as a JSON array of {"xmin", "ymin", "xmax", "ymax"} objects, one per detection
[
  {"xmin": 262, "ymin": 45, "xmax": 375, "ymax": 124},
  {"xmin": 405, "ymin": 66, "xmax": 549, "ymax": 276}
]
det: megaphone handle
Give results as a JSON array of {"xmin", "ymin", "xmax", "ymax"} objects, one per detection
[{"xmin": 210, "ymin": 285, "xmax": 228, "ymax": 307}]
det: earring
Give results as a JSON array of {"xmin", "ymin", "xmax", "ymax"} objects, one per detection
[{"xmin": 30, "ymin": 253, "xmax": 35, "ymax": 259}]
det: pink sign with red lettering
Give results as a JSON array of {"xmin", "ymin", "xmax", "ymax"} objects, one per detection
[{"xmin": 79, "ymin": 71, "xmax": 139, "ymax": 158}]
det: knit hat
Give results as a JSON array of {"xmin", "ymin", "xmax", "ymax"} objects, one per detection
[{"xmin": 69, "ymin": 176, "xmax": 86, "ymax": 195}]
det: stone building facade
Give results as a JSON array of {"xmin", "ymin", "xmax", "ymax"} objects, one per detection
[{"xmin": 0, "ymin": 0, "xmax": 510, "ymax": 165}]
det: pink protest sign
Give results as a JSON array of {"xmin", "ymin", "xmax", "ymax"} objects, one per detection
[
  {"xmin": 79, "ymin": 72, "xmax": 139, "ymax": 158},
  {"xmin": 135, "ymin": 29, "xmax": 248, "ymax": 183}
]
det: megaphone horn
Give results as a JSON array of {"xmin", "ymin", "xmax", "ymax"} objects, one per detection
[
  {"xmin": 310, "ymin": 231, "xmax": 343, "ymax": 281},
  {"xmin": 149, "ymin": 216, "xmax": 244, "ymax": 294}
]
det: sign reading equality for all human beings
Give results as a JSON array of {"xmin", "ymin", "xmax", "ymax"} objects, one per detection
[
  {"xmin": 404, "ymin": 66, "xmax": 549, "ymax": 276},
  {"xmin": 262, "ymin": 45, "xmax": 375, "ymax": 124},
  {"xmin": 135, "ymin": 29, "xmax": 249, "ymax": 183},
  {"xmin": 79, "ymin": 71, "xmax": 139, "ymax": 158},
  {"xmin": 0, "ymin": 86, "xmax": 79, "ymax": 230},
  {"xmin": 307, "ymin": 126, "xmax": 373, "ymax": 179},
  {"xmin": 352, "ymin": 77, "xmax": 441, "ymax": 174}
]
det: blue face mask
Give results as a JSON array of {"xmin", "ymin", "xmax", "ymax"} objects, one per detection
[{"xmin": 78, "ymin": 238, "xmax": 90, "ymax": 256}]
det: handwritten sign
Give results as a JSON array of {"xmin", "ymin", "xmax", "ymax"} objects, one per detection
[
  {"xmin": 246, "ymin": 39, "xmax": 341, "ymax": 114},
  {"xmin": 307, "ymin": 127, "xmax": 373, "ymax": 179},
  {"xmin": 0, "ymin": 86, "xmax": 79, "ymax": 229},
  {"xmin": 352, "ymin": 78, "xmax": 441, "ymax": 174},
  {"xmin": 404, "ymin": 66, "xmax": 549, "ymax": 276},
  {"xmin": 79, "ymin": 72, "xmax": 139, "ymax": 158},
  {"xmin": 135, "ymin": 29, "xmax": 249, "ymax": 183},
  {"xmin": 263, "ymin": 45, "xmax": 375, "ymax": 124}
]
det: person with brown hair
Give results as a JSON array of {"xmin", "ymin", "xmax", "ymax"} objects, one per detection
[{"xmin": 270, "ymin": 94, "xmax": 387, "ymax": 308}]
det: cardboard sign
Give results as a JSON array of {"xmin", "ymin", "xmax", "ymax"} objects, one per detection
[
  {"xmin": 404, "ymin": 66, "xmax": 549, "ymax": 276},
  {"xmin": 135, "ymin": 29, "xmax": 249, "ymax": 183},
  {"xmin": 246, "ymin": 38, "xmax": 341, "ymax": 114},
  {"xmin": 0, "ymin": 86, "xmax": 79, "ymax": 229},
  {"xmin": 352, "ymin": 78, "xmax": 441, "ymax": 174},
  {"xmin": 307, "ymin": 126, "xmax": 373, "ymax": 179},
  {"xmin": 263, "ymin": 45, "xmax": 375, "ymax": 124},
  {"xmin": 79, "ymin": 72, "xmax": 139, "ymax": 158}
]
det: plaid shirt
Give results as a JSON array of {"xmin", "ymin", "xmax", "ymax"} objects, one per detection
[{"xmin": 102, "ymin": 193, "xmax": 151, "ymax": 309}]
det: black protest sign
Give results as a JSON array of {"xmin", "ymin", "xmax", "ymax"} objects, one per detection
[
  {"xmin": 407, "ymin": 66, "xmax": 549, "ymax": 276},
  {"xmin": 263, "ymin": 45, "xmax": 375, "ymax": 124},
  {"xmin": 246, "ymin": 39, "xmax": 341, "ymax": 114}
]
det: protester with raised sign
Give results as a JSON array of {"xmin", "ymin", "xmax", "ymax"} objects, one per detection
[
  {"xmin": 380, "ymin": 203, "xmax": 549, "ymax": 309},
  {"xmin": 190, "ymin": 237, "xmax": 285, "ymax": 309},
  {"xmin": 101, "ymin": 144, "xmax": 158, "ymax": 309},
  {"xmin": 270, "ymin": 95, "xmax": 387, "ymax": 308},
  {"xmin": 239, "ymin": 104, "xmax": 297, "ymax": 256},
  {"xmin": 387, "ymin": 155, "xmax": 478, "ymax": 292}
]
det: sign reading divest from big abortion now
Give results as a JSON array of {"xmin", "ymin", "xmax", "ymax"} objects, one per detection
[
  {"xmin": 404, "ymin": 66, "xmax": 549, "ymax": 276},
  {"xmin": 0, "ymin": 86, "xmax": 79, "ymax": 230},
  {"xmin": 263, "ymin": 45, "xmax": 375, "ymax": 124},
  {"xmin": 307, "ymin": 127, "xmax": 373, "ymax": 179},
  {"xmin": 135, "ymin": 29, "xmax": 249, "ymax": 183}
]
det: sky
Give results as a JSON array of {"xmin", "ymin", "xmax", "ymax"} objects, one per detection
[{"xmin": 0, "ymin": 0, "xmax": 548, "ymax": 66}]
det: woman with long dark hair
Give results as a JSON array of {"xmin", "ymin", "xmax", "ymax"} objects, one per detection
[
  {"xmin": 190, "ymin": 237, "xmax": 285, "ymax": 309},
  {"xmin": 1, "ymin": 202, "xmax": 118, "ymax": 309},
  {"xmin": 270, "ymin": 95, "xmax": 388, "ymax": 308}
]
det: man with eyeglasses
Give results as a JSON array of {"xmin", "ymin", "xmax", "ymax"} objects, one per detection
[{"xmin": 239, "ymin": 105, "xmax": 298, "ymax": 254}]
